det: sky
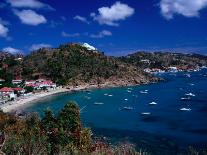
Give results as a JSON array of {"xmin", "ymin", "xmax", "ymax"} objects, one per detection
[{"xmin": 0, "ymin": 0, "xmax": 207, "ymax": 56}]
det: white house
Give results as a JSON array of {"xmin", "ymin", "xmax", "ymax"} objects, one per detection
[
  {"xmin": 144, "ymin": 68, "xmax": 152, "ymax": 73},
  {"xmin": 0, "ymin": 87, "xmax": 15, "ymax": 99},
  {"xmin": 12, "ymin": 79, "xmax": 23, "ymax": 85},
  {"xmin": 140, "ymin": 59, "xmax": 150, "ymax": 63},
  {"xmin": 82, "ymin": 43, "xmax": 97, "ymax": 51},
  {"xmin": 37, "ymin": 80, "xmax": 56, "ymax": 89},
  {"xmin": 25, "ymin": 80, "xmax": 36, "ymax": 85},
  {"xmin": 168, "ymin": 66, "xmax": 178, "ymax": 72}
]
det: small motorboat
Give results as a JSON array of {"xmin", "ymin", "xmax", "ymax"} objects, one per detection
[
  {"xmin": 141, "ymin": 112, "xmax": 151, "ymax": 115},
  {"xmin": 94, "ymin": 102, "xmax": 104, "ymax": 105},
  {"xmin": 149, "ymin": 102, "xmax": 157, "ymax": 105},
  {"xmin": 185, "ymin": 93, "xmax": 195, "ymax": 97},
  {"xmin": 104, "ymin": 93, "xmax": 108, "ymax": 96},
  {"xmin": 189, "ymin": 83, "xmax": 195, "ymax": 86},
  {"xmin": 122, "ymin": 106, "xmax": 134, "ymax": 110},
  {"xmin": 180, "ymin": 108, "xmax": 191, "ymax": 111},
  {"xmin": 140, "ymin": 91, "xmax": 148, "ymax": 94},
  {"xmin": 180, "ymin": 97, "xmax": 191, "ymax": 101},
  {"xmin": 124, "ymin": 98, "xmax": 128, "ymax": 101},
  {"xmin": 108, "ymin": 94, "xmax": 113, "ymax": 97},
  {"xmin": 127, "ymin": 90, "xmax": 132, "ymax": 93}
]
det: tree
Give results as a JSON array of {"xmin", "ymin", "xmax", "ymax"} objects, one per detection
[
  {"xmin": 58, "ymin": 101, "xmax": 81, "ymax": 133},
  {"xmin": 24, "ymin": 86, "xmax": 34, "ymax": 93}
]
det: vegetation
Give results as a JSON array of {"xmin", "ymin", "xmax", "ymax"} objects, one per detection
[
  {"xmin": 0, "ymin": 44, "xmax": 156, "ymax": 86},
  {"xmin": 119, "ymin": 51, "xmax": 207, "ymax": 69},
  {"xmin": 0, "ymin": 101, "xmax": 92, "ymax": 154},
  {"xmin": 0, "ymin": 101, "xmax": 144, "ymax": 155}
]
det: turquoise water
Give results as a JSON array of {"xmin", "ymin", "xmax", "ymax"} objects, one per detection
[{"xmin": 24, "ymin": 69, "xmax": 207, "ymax": 154}]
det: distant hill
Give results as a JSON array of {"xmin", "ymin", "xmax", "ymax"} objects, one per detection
[
  {"xmin": 0, "ymin": 44, "xmax": 157, "ymax": 86},
  {"xmin": 119, "ymin": 51, "xmax": 207, "ymax": 69}
]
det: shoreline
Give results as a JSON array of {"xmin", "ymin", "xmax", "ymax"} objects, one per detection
[
  {"xmin": 0, "ymin": 87, "xmax": 71, "ymax": 113},
  {"xmin": 0, "ymin": 79, "xmax": 159, "ymax": 113}
]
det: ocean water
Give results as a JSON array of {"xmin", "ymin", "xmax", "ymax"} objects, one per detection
[{"xmin": 24, "ymin": 69, "xmax": 207, "ymax": 154}]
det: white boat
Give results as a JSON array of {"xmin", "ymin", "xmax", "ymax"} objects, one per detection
[
  {"xmin": 124, "ymin": 99, "xmax": 128, "ymax": 101},
  {"xmin": 149, "ymin": 102, "xmax": 157, "ymax": 105},
  {"xmin": 108, "ymin": 94, "xmax": 113, "ymax": 97},
  {"xmin": 127, "ymin": 90, "xmax": 132, "ymax": 93},
  {"xmin": 104, "ymin": 93, "xmax": 108, "ymax": 96},
  {"xmin": 185, "ymin": 93, "xmax": 195, "ymax": 97},
  {"xmin": 94, "ymin": 102, "xmax": 104, "ymax": 105},
  {"xmin": 123, "ymin": 106, "xmax": 133, "ymax": 110},
  {"xmin": 141, "ymin": 112, "xmax": 151, "ymax": 115},
  {"xmin": 189, "ymin": 83, "xmax": 195, "ymax": 86},
  {"xmin": 180, "ymin": 108, "xmax": 191, "ymax": 111},
  {"xmin": 181, "ymin": 97, "xmax": 191, "ymax": 101},
  {"xmin": 140, "ymin": 91, "xmax": 148, "ymax": 94}
]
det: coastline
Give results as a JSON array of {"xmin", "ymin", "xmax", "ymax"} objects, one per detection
[
  {"xmin": 0, "ymin": 78, "xmax": 160, "ymax": 113},
  {"xmin": 0, "ymin": 87, "xmax": 71, "ymax": 113}
]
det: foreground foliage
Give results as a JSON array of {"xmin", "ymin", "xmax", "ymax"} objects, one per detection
[
  {"xmin": 0, "ymin": 101, "xmax": 142, "ymax": 155},
  {"xmin": 0, "ymin": 101, "xmax": 92, "ymax": 154}
]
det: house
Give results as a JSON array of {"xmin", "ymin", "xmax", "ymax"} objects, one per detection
[
  {"xmin": 37, "ymin": 80, "xmax": 56, "ymax": 89},
  {"xmin": 0, "ymin": 79, "xmax": 5, "ymax": 86},
  {"xmin": 151, "ymin": 68, "xmax": 164, "ymax": 73},
  {"xmin": 168, "ymin": 66, "xmax": 178, "ymax": 72},
  {"xmin": 144, "ymin": 68, "xmax": 152, "ymax": 73},
  {"xmin": 25, "ymin": 83, "xmax": 38, "ymax": 89},
  {"xmin": 0, "ymin": 79, "xmax": 5, "ymax": 82},
  {"xmin": 36, "ymin": 78, "xmax": 46, "ymax": 83},
  {"xmin": 13, "ymin": 87, "xmax": 25, "ymax": 94},
  {"xmin": 140, "ymin": 59, "xmax": 150, "ymax": 63},
  {"xmin": 25, "ymin": 80, "xmax": 36, "ymax": 85},
  {"xmin": 12, "ymin": 79, "xmax": 23, "ymax": 85},
  {"xmin": 82, "ymin": 43, "xmax": 97, "ymax": 51},
  {"xmin": 0, "ymin": 87, "xmax": 15, "ymax": 99}
]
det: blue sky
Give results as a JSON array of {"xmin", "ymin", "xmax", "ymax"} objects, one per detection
[{"xmin": 0, "ymin": 0, "xmax": 207, "ymax": 56}]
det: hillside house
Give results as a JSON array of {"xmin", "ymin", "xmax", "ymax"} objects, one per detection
[
  {"xmin": 12, "ymin": 79, "xmax": 23, "ymax": 85},
  {"xmin": 0, "ymin": 87, "xmax": 15, "ymax": 99}
]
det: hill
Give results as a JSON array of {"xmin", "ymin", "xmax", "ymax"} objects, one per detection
[
  {"xmin": 0, "ymin": 44, "xmax": 157, "ymax": 86},
  {"xmin": 119, "ymin": 51, "xmax": 207, "ymax": 70}
]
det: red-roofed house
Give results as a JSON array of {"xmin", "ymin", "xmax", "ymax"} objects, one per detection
[
  {"xmin": 37, "ymin": 80, "xmax": 56, "ymax": 89},
  {"xmin": 0, "ymin": 87, "xmax": 15, "ymax": 99},
  {"xmin": 13, "ymin": 87, "xmax": 25, "ymax": 94},
  {"xmin": 12, "ymin": 79, "xmax": 23, "ymax": 85},
  {"xmin": 25, "ymin": 80, "xmax": 36, "ymax": 85},
  {"xmin": 25, "ymin": 83, "xmax": 38, "ymax": 88}
]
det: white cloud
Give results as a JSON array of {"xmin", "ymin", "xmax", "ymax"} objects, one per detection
[
  {"xmin": 90, "ymin": 30, "xmax": 112, "ymax": 38},
  {"xmin": 14, "ymin": 9, "xmax": 47, "ymax": 26},
  {"xmin": 74, "ymin": 15, "xmax": 89, "ymax": 24},
  {"xmin": 2, "ymin": 47, "xmax": 22, "ymax": 54},
  {"xmin": 7, "ymin": 0, "xmax": 54, "ymax": 10},
  {"xmin": 30, "ymin": 43, "xmax": 51, "ymax": 51},
  {"xmin": 0, "ymin": 23, "xmax": 9, "ymax": 38},
  {"xmin": 92, "ymin": 1, "xmax": 135, "ymax": 26},
  {"xmin": 61, "ymin": 31, "xmax": 80, "ymax": 37},
  {"xmin": 160, "ymin": 0, "xmax": 207, "ymax": 19}
]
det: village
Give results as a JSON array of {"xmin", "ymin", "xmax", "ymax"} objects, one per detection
[
  {"xmin": 141, "ymin": 59, "xmax": 203, "ymax": 74},
  {"xmin": 0, "ymin": 78, "xmax": 58, "ymax": 104}
]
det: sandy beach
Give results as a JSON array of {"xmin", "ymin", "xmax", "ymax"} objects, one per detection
[
  {"xmin": 0, "ymin": 88, "xmax": 72, "ymax": 113},
  {"xmin": 0, "ymin": 80, "xmax": 151, "ymax": 113},
  {"xmin": 0, "ymin": 83, "xmax": 107, "ymax": 113}
]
